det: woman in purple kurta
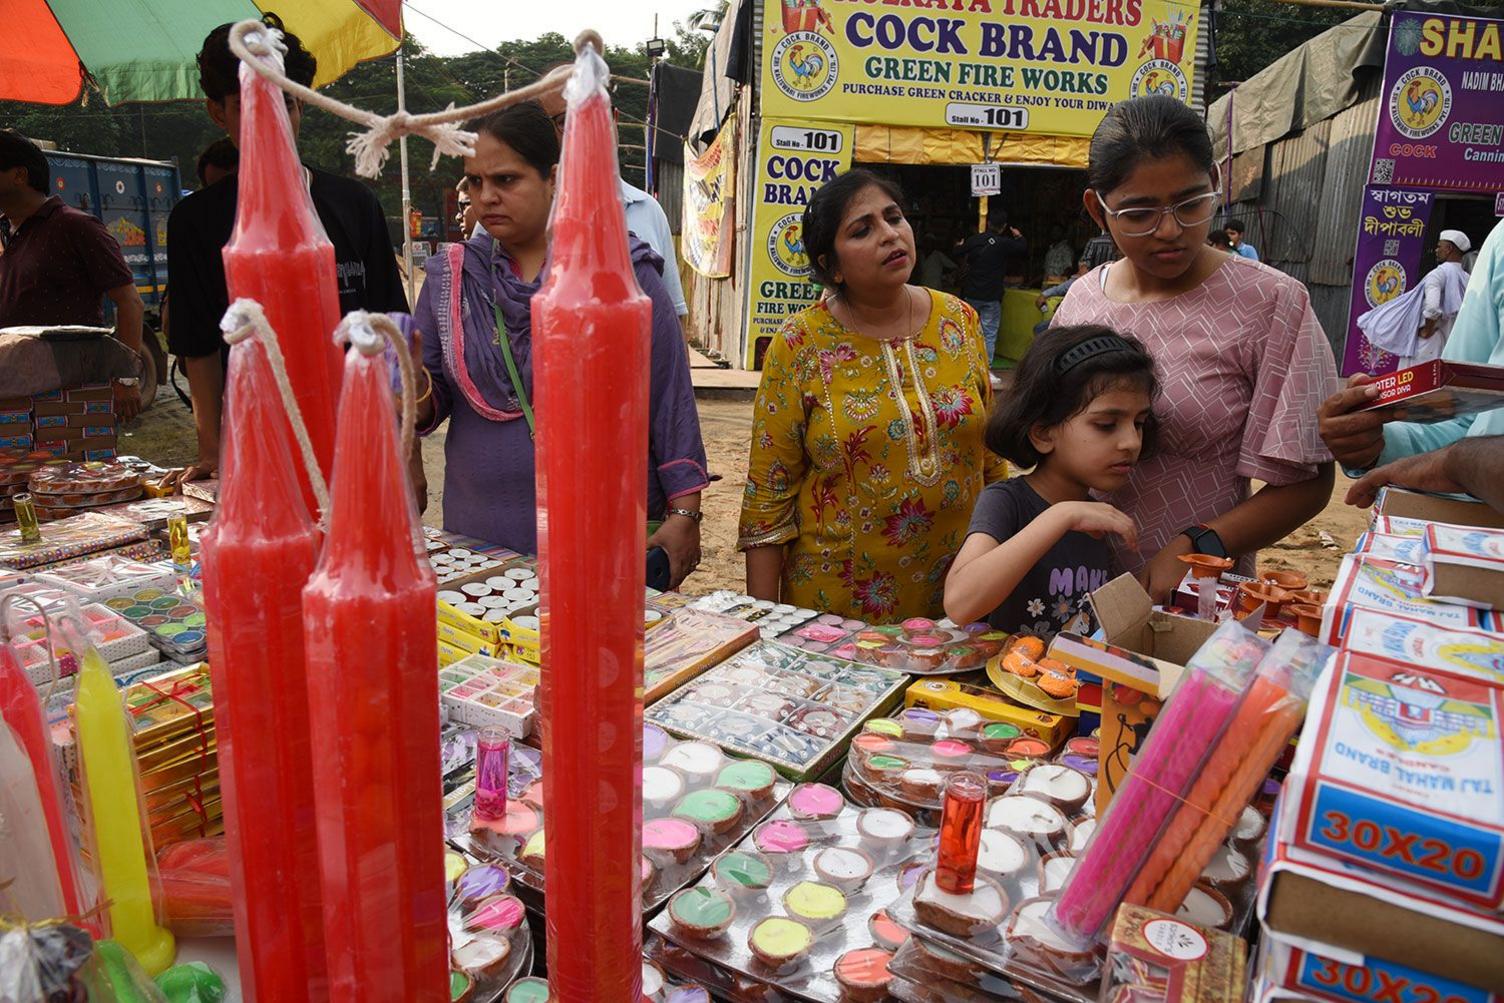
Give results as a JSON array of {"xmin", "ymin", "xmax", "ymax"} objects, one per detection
[{"xmin": 413, "ymin": 102, "xmax": 709, "ymax": 582}]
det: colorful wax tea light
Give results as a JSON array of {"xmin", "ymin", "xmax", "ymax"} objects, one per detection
[
  {"xmin": 474, "ymin": 726, "xmax": 510, "ymax": 823},
  {"xmin": 68, "ymin": 617, "xmax": 175, "ymax": 974},
  {"xmin": 533, "ymin": 40, "xmax": 647, "ymax": 1000},
  {"xmin": 937, "ymin": 771, "xmax": 985, "ymax": 894},
  {"xmin": 13, "ymin": 492, "xmax": 40, "ymax": 543}
]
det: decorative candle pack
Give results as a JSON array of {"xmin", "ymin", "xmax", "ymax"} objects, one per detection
[
  {"xmin": 1282, "ymin": 649, "xmax": 1504, "ymax": 911},
  {"xmin": 34, "ymin": 555, "xmax": 176, "ymax": 603},
  {"xmin": 840, "ymin": 620, "xmax": 1011, "ymax": 676},
  {"xmin": 643, "ymin": 608, "xmax": 761, "ymax": 704},
  {"xmin": 1322, "ymin": 556, "xmax": 1501, "ymax": 644},
  {"xmin": 5, "ymin": 594, "xmax": 151, "ymax": 685},
  {"xmin": 444, "ymin": 853, "xmax": 534, "ymax": 997},
  {"xmin": 902, "ymin": 677, "xmax": 1074, "ymax": 750},
  {"xmin": 1421, "ymin": 523, "xmax": 1504, "ymax": 610},
  {"xmin": 988, "ymin": 633, "xmax": 1085, "ymax": 715},
  {"xmin": 689, "ymin": 590, "xmax": 821, "ymax": 640},
  {"xmin": 437, "ymin": 558, "xmax": 539, "ymax": 648},
  {"xmin": 646, "ymin": 640, "xmax": 908, "ymax": 780},
  {"xmin": 1102, "ymin": 904, "xmax": 1247, "ymax": 1003},
  {"xmin": 776, "ymin": 612, "xmax": 872, "ymax": 658},
  {"xmin": 424, "ymin": 526, "xmax": 521, "ymax": 585},
  {"xmin": 456, "ymin": 722, "xmax": 791, "ymax": 914},
  {"xmin": 103, "ymin": 585, "xmax": 208, "ymax": 663},
  {"xmin": 0, "ymin": 511, "xmax": 148, "ymax": 569},
  {"xmin": 648, "ymin": 784, "xmax": 928, "ymax": 1002},
  {"xmin": 439, "ymin": 654, "xmax": 539, "ymax": 737}
]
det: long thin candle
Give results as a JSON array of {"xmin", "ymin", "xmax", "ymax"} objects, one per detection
[
  {"xmin": 304, "ymin": 338, "xmax": 447, "ymax": 1002},
  {"xmin": 69, "ymin": 621, "xmax": 176, "ymax": 974},
  {"xmin": 533, "ymin": 44, "xmax": 648, "ymax": 1000},
  {"xmin": 223, "ymin": 54, "xmax": 343, "ymax": 492},
  {"xmin": 0, "ymin": 640, "xmax": 87, "ymax": 925},
  {"xmin": 202, "ymin": 334, "xmax": 327, "ymax": 999}
]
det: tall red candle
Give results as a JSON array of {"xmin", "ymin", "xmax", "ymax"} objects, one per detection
[
  {"xmin": 303, "ymin": 338, "xmax": 447, "ymax": 1002},
  {"xmin": 937, "ymin": 771, "xmax": 985, "ymax": 894},
  {"xmin": 201, "ymin": 333, "xmax": 326, "ymax": 1000},
  {"xmin": 533, "ymin": 44, "xmax": 648, "ymax": 1000},
  {"xmin": 223, "ymin": 55, "xmax": 343, "ymax": 487},
  {"xmin": 0, "ymin": 639, "xmax": 88, "ymax": 927}
]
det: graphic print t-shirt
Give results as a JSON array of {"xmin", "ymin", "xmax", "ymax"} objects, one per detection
[{"xmin": 965, "ymin": 477, "xmax": 1112, "ymax": 638}]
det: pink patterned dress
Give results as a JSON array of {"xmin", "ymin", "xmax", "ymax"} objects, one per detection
[{"xmin": 1053, "ymin": 256, "xmax": 1338, "ymax": 576}]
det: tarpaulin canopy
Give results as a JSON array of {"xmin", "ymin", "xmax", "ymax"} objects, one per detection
[
  {"xmin": 2, "ymin": 0, "xmax": 401, "ymax": 106},
  {"xmin": 855, "ymin": 126, "xmax": 1089, "ymax": 169}
]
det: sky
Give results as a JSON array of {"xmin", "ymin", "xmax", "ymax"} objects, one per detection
[{"xmin": 404, "ymin": 0, "xmax": 717, "ymax": 56}]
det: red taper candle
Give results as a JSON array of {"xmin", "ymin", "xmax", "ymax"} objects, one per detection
[{"xmin": 533, "ymin": 42, "xmax": 648, "ymax": 1000}]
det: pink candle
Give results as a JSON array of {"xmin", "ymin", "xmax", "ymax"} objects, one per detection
[{"xmin": 533, "ymin": 44, "xmax": 648, "ymax": 999}]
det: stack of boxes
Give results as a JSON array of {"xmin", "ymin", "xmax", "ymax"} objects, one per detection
[{"xmin": 33, "ymin": 385, "xmax": 118, "ymax": 461}]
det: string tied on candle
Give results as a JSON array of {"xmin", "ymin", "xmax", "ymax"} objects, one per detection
[
  {"xmin": 332, "ymin": 310, "xmax": 424, "ymax": 555},
  {"xmin": 220, "ymin": 298, "xmax": 332, "ymax": 528},
  {"xmin": 227, "ymin": 21, "xmax": 607, "ymax": 179}
]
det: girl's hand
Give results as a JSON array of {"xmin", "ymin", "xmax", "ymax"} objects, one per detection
[
  {"xmin": 1058, "ymin": 502, "xmax": 1138, "ymax": 551},
  {"xmin": 1140, "ymin": 533, "xmax": 1195, "ymax": 603}
]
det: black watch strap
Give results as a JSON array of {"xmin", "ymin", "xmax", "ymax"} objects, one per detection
[{"xmin": 1182, "ymin": 525, "xmax": 1228, "ymax": 559}]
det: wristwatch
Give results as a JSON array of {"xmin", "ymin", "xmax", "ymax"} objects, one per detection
[
  {"xmin": 665, "ymin": 507, "xmax": 703, "ymax": 524},
  {"xmin": 1181, "ymin": 524, "xmax": 1227, "ymax": 558}
]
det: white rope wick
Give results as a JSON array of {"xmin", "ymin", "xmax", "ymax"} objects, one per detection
[
  {"xmin": 220, "ymin": 298, "xmax": 333, "ymax": 526},
  {"xmin": 227, "ymin": 22, "xmax": 605, "ymax": 179}
]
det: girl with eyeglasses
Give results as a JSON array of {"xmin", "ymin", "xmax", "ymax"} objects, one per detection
[{"xmin": 1052, "ymin": 95, "xmax": 1338, "ymax": 601}]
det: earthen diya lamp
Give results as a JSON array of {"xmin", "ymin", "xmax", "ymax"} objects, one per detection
[
  {"xmin": 1289, "ymin": 589, "xmax": 1326, "ymax": 607},
  {"xmin": 1287, "ymin": 603, "xmax": 1323, "ymax": 638},
  {"xmin": 1236, "ymin": 581, "xmax": 1289, "ymax": 623},
  {"xmin": 1178, "ymin": 553, "xmax": 1233, "ymax": 579},
  {"xmin": 1260, "ymin": 569, "xmax": 1308, "ymax": 592}
]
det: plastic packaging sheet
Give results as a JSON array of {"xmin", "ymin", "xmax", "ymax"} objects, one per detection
[
  {"xmin": 648, "ymin": 785, "xmax": 930, "ymax": 1001},
  {"xmin": 444, "ymin": 852, "xmax": 533, "ymax": 1000},
  {"xmin": 1050, "ymin": 619, "xmax": 1270, "ymax": 945},
  {"xmin": 0, "ymin": 922, "xmax": 170, "ymax": 1003},
  {"xmin": 152, "ymin": 839, "xmax": 234, "ymax": 939}
]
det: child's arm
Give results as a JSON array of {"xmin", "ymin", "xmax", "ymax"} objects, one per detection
[{"xmin": 944, "ymin": 502, "xmax": 1137, "ymax": 625}]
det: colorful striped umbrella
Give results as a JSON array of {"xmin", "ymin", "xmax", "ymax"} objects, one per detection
[{"xmin": 2, "ymin": 0, "xmax": 402, "ymax": 105}]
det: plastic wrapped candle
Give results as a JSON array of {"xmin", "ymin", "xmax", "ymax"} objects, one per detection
[
  {"xmin": 222, "ymin": 40, "xmax": 343, "ymax": 489},
  {"xmin": 201, "ymin": 332, "xmax": 328, "ymax": 999},
  {"xmin": 473, "ymin": 727, "xmax": 510, "ymax": 823},
  {"xmin": 0, "ymin": 631, "xmax": 87, "ymax": 926},
  {"xmin": 0, "ymin": 718, "xmax": 66, "ymax": 919},
  {"xmin": 303, "ymin": 328, "xmax": 446, "ymax": 1002},
  {"xmin": 936, "ymin": 771, "xmax": 985, "ymax": 894},
  {"xmin": 531, "ymin": 40, "xmax": 648, "ymax": 1000},
  {"xmin": 67, "ymin": 615, "xmax": 176, "ymax": 975}
]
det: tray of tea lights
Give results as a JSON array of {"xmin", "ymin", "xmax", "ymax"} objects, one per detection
[
  {"xmin": 645, "ymin": 641, "xmax": 908, "ymax": 781},
  {"xmin": 453, "ymin": 722, "xmax": 791, "ymax": 914},
  {"xmin": 444, "ymin": 850, "xmax": 534, "ymax": 1001},
  {"xmin": 648, "ymin": 783, "xmax": 931, "ymax": 1002}
]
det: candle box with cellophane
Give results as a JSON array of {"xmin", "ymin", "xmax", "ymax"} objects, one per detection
[
  {"xmin": 1371, "ymin": 485, "xmax": 1504, "ymax": 530},
  {"xmin": 1359, "ymin": 360, "xmax": 1504, "ymax": 424}
]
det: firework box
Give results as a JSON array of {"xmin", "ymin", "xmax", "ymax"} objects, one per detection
[
  {"xmin": 1281, "ymin": 649, "xmax": 1504, "ymax": 911},
  {"xmin": 1104, "ymin": 904, "xmax": 1248, "ymax": 1002},
  {"xmin": 1422, "ymin": 524, "xmax": 1504, "ymax": 610},
  {"xmin": 1372, "ymin": 486, "xmax": 1504, "ymax": 530},
  {"xmin": 1259, "ymin": 936, "xmax": 1501, "ymax": 1003},
  {"xmin": 1335, "ymin": 607, "xmax": 1504, "ymax": 683},
  {"xmin": 902, "ymin": 674, "xmax": 1073, "ymax": 748},
  {"xmin": 1322, "ymin": 556, "xmax": 1501, "ymax": 644},
  {"xmin": 1359, "ymin": 360, "xmax": 1504, "ymax": 424}
]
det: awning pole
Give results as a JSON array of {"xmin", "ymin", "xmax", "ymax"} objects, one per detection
[{"xmin": 397, "ymin": 46, "xmax": 416, "ymax": 307}]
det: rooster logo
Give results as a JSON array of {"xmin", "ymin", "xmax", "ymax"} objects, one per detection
[
  {"xmin": 1389, "ymin": 66, "xmax": 1451, "ymax": 139},
  {"xmin": 768, "ymin": 213, "xmax": 812, "ymax": 278},
  {"xmin": 785, "ymin": 44, "xmax": 826, "ymax": 90},
  {"xmin": 771, "ymin": 31, "xmax": 837, "ymax": 103},
  {"xmin": 1365, "ymin": 260, "xmax": 1406, "ymax": 307}
]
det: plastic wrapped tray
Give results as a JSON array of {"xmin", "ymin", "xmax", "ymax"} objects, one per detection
[
  {"xmin": 440, "ymin": 655, "xmax": 539, "ymax": 737},
  {"xmin": 34, "ymin": 554, "xmax": 176, "ymax": 603},
  {"xmin": 687, "ymin": 590, "xmax": 821, "ymax": 641},
  {"xmin": 444, "ymin": 850, "xmax": 534, "ymax": 1001},
  {"xmin": 100, "ymin": 584, "xmax": 208, "ymax": 660}
]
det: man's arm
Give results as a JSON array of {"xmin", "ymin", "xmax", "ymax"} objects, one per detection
[
  {"xmin": 1346, "ymin": 436, "xmax": 1504, "ymax": 513},
  {"xmin": 105, "ymin": 282, "xmax": 146, "ymax": 420}
]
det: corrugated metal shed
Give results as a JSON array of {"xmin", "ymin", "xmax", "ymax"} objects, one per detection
[
  {"xmin": 1308, "ymin": 81, "xmax": 1382, "ymax": 287},
  {"xmin": 1263, "ymin": 119, "xmax": 1330, "ymax": 268}
]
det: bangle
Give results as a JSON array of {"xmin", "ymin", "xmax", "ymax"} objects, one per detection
[
  {"xmin": 665, "ymin": 507, "xmax": 702, "ymax": 524},
  {"xmin": 414, "ymin": 369, "xmax": 433, "ymax": 407}
]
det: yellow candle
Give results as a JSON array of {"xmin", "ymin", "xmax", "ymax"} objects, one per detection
[{"xmin": 73, "ymin": 641, "xmax": 175, "ymax": 974}]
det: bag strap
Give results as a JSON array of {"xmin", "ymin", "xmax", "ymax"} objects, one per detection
[{"xmin": 492, "ymin": 299, "xmax": 535, "ymax": 439}]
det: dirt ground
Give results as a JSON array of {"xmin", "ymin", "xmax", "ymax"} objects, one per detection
[{"xmin": 128, "ymin": 389, "xmax": 1368, "ymax": 594}]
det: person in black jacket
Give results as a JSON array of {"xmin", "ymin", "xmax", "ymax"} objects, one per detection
[
  {"xmin": 166, "ymin": 13, "xmax": 407, "ymax": 484},
  {"xmin": 955, "ymin": 211, "xmax": 1026, "ymax": 367}
]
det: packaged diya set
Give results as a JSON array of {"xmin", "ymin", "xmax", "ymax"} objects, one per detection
[
  {"xmin": 3, "ymin": 588, "xmax": 153, "ymax": 685},
  {"xmin": 440, "ymin": 655, "xmax": 540, "ymax": 738},
  {"xmin": 843, "ymin": 707, "xmax": 1093, "ymax": 826},
  {"xmin": 840, "ymin": 619, "xmax": 1011, "ymax": 676},
  {"xmin": 26, "ymin": 460, "xmax": 143, "ymax": 516},
  {"xmin": 688, "ymin": 590, "xmax": 822, "ymax": 640},
  {"xmin": 987, "ymin": 635, "xmax": 1083, "ymax": 716},
  {"xmin": 33, "ymin": 553, "xmax": 177, "ymax": 603},
  {"xmin": 102, "ymin": 584, "xmax": 209, "ymax": 663},
  {"xmin": 425, "ymin": 525, "xmax": 522, "ymax": 586},
  {"xmin": 643, "ymin": 607, "xmax": 761, "ymax": 704},
  {"xmin": 443, "ymin": 850, "xmax": 534, "ymax": 1000},
  {"xmin": 0, "ymin": 510, "xmax": 148, "ymax": 569},
  {"xmin": 648, "ymin": 782, "xmax": 930, "ymax": 1002},
  {"xmin": 456, "ymin": 723, "xmax": 791, "ymax": 913},
  {"xmin": 645, "ymin": 640, "xmax": 909, "ymax": 781}
]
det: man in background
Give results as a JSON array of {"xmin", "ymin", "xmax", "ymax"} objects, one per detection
[
  {"xmin": 1042, "ymin": 225, "xmax": 1075, "ymax": 283},
  {"xmin": 620, "ymin": 178, "xmax": 689, "ymax": 339},
  {"xmin": 0, "ymin": 129, "xmax": 145, "ymax": 419},
  {"xmin": 1225, "ymin": 220, "xmax": 1259, "ymax": 261},
  {"xmin": 1355, "ymin": 229, "xmax": 1470, "ymax": 370},
  {"xmin": 167, "ymin": 13, "xmax": 406, "ymax": 483},
  {"xmin": 955, "ymin": 212, "xmax": 1025, "ymax": 366},
  {"xmin": 195, "ymin": 138, "xmax": 239, "ymax": 189},
  {"xmin": 1077, "ymin": 227, "xmax": 1118, "ymax": 275}
]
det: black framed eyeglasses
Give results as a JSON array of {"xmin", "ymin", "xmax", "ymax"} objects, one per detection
[{"xmin": 1094, "ymin": 190, "xmax": 1222, "ymax": 237}]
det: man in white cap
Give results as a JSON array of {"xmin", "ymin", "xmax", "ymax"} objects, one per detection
[{"xmin": 1353, "ymin": 229, "xmax": 1471, "ymax": 369}]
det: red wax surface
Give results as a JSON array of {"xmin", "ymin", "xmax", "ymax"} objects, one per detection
[
  {"xmin": 202, "ymin": 338, "xmax": 326, "ymax": 999},
  {"xmin": 303, "ymin": 348, "xmax": 446, "ymax": 1001},
  {"xmin": 532, "ymin": 58, "xmax": 648, "ymax": 1001},
  {"xmin": 222, "ymin": 61, "xmax": 343, "ymax": 498},
  {"xmin": 0, "ymin": 644, "xmax": 88, "ymax": 928},
  {"xmin": 936, "ymin": 773, "xmax": 985, "ymax": 894}
]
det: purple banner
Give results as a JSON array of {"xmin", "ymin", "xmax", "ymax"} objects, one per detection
[
  {"xmin": 1370, "ymin": 11, "xmax": 1504, "ymax": 193},
  {"xmin": 1341, "ymin": 187, "xmax": 1435, "ymax": 376}
]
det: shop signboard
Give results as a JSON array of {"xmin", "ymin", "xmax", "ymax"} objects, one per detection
[
  {"xmin": 1370, "ymin": 11, "xmax": 1504, "ymax": 194},
  {"xmin": 683, "ymin": 115, "xmax": 738, "ymax": 279},
  {"xmin": 1341, "ymin": 187, "xmax": 1435, "ymax": 377},
  {"xmin": 970, "ymin": 162, "xmax": 1001, "ymax": 196},
  {"xmin": 759, "ymin": 0, "xmax": 1199, "ymax": 137},
  {"xmin": 745, "ymin": 118, "xmax": 855, "ymax": 367}
]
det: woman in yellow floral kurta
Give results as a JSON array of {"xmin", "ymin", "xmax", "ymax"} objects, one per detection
[{"xmin": 738, "ymin": 173, "xmax": 1006, "ymax": 620}]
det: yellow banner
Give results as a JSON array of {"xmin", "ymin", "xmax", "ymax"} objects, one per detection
[
  {"xmin": 760, "ymin": 0, "xmax": 1199, "ymax": 137},
  {"xmin": 682, "ymin": 115, "xmax": 737, "ymax": 279},
  {"xmin": 745, "ymin": 118, "xmax": 855, "ymax": 367}
]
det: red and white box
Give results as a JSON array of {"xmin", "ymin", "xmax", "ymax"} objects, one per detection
[
  {"xmin": 1423, "ymin": 524, "xmax": 1504, "ymax": 611},
  {"xmin": 1361, "ymin": 360, "xmax": 1504, "ymax": 424}
]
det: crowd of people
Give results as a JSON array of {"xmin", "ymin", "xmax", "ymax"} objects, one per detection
[{"xmin": 4, "ymin": 15, "xmax": 1502, "ymax": 640}]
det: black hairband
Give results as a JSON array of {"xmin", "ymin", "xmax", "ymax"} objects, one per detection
[{"xmin": 1056, "ymin": 335, "xmax": 1135, "ymax": 374}]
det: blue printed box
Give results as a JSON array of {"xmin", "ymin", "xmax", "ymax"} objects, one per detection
[
  {"xmin": 83, "ymin": 448, "xmax": 117, "ymax": 461},
  {"xmin": 1289, "ymin": 650, "xmax": 1504, "ymax": 910},
  {"xmin": 35, "ymin": 414, "xmax": 66, "ymax": 429},
  {"xmin": 84, "ymin": 401, "xmax": 114, "ymax": 415},
  {"xmin": 0, "ymin": 434, "xmax": 34, "ymax": 450},
  {"xmin": 1273, "ymin": 941, "xmax": 1499, "ymax": 1003},
  {"xmin": 82, "ymin": 426, "xmax": 114, "ymax": 438},
  {"xmin": 0, "ymin": 411, "xmax": 30, "ymax": 426}
]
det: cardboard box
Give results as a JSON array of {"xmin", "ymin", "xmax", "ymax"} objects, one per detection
[
  {"xmin": 1261, "ymin": 937, "xmax": 1500, "ymax": 1003},
  {"xmin": 439, "ymin": 654, "xmax": 538, "ymax": 736},
  {"xmin": 1322, "ymin": 556, "xmax": 1500, "ymax": 643},
  {"xmin": 437, "ymin": 618, "xmax": 502, "ymax": 657},
  {"xmin": 1046, "ymin": 574, "xmax": 1218, "ymax": 808},
  {"xmin": 64, "ymin": 384, "xmax": 114, "ymax": 403},
  {"xmin": 437, "ymin": 638, "xmax": 470, "ymax": 668},
  {"xmin": 34, "ymin": 425, "xmax": 85, "ymax": 442},
  {"xmin": 67, "ymin": 413, "xmax": 115, "ymax": 430},
  {"xmin": 1336, "ymin": 607, "xmax": 1504, "ymax": 682},
  {"xmin": 1374, "ymin": 486, "xmax": 1504, "ymax": 530},
  {"xmin": 83, "ymin": 401, "xmax": 113, "ymax": 415},
  {"xmin": 1423, "ymin": 524, "xmax": 1504, "ymax": 610},
  {"xmin": 903, "ymin": 675, "xmax": 1073, "ymax": 749},
  {"xmin": 0, "ymin": 396, "xmax": 32, "ymax": 411},
  {"xmin": 0, "ymin": 410, "xmax": 31, "ymax": 426},
  {"xmin": 1282, "ymin": 650, "xmax": 1504, "ymax": 910},
  {"xmin": 32, "ymin": 401, "xmax": 86, "ymax": 418},
  {"xmin": 1361, "ymin": 360, "xmax": 1504, "ymax": 424},
  {"xmin": 1105, "ymin": 904, "xmax": 1247, "ymax": 1002},
  {"xmin": 1351, "ymin": 530, "xmax": 1425, "ymax": 564},
  {"xmin": 0, "ymin": 434, "xmax": 35, "ymax": 450}
]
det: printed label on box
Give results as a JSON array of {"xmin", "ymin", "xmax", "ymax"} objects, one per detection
[
  {"xmin": 1353, "ymin": 532, "xmax": 1426, "ymax": 565},
  {"xmin": 1286, "ymin": 944, "xmax": 1495, "ymax": 1003},
  {"xmin": 1338, "ymin": 607, "xmax": 1504, "ymax": 683},
  {"xmin": 0, "ymin": 411, "xmax": 32, "ymax": 425}
]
